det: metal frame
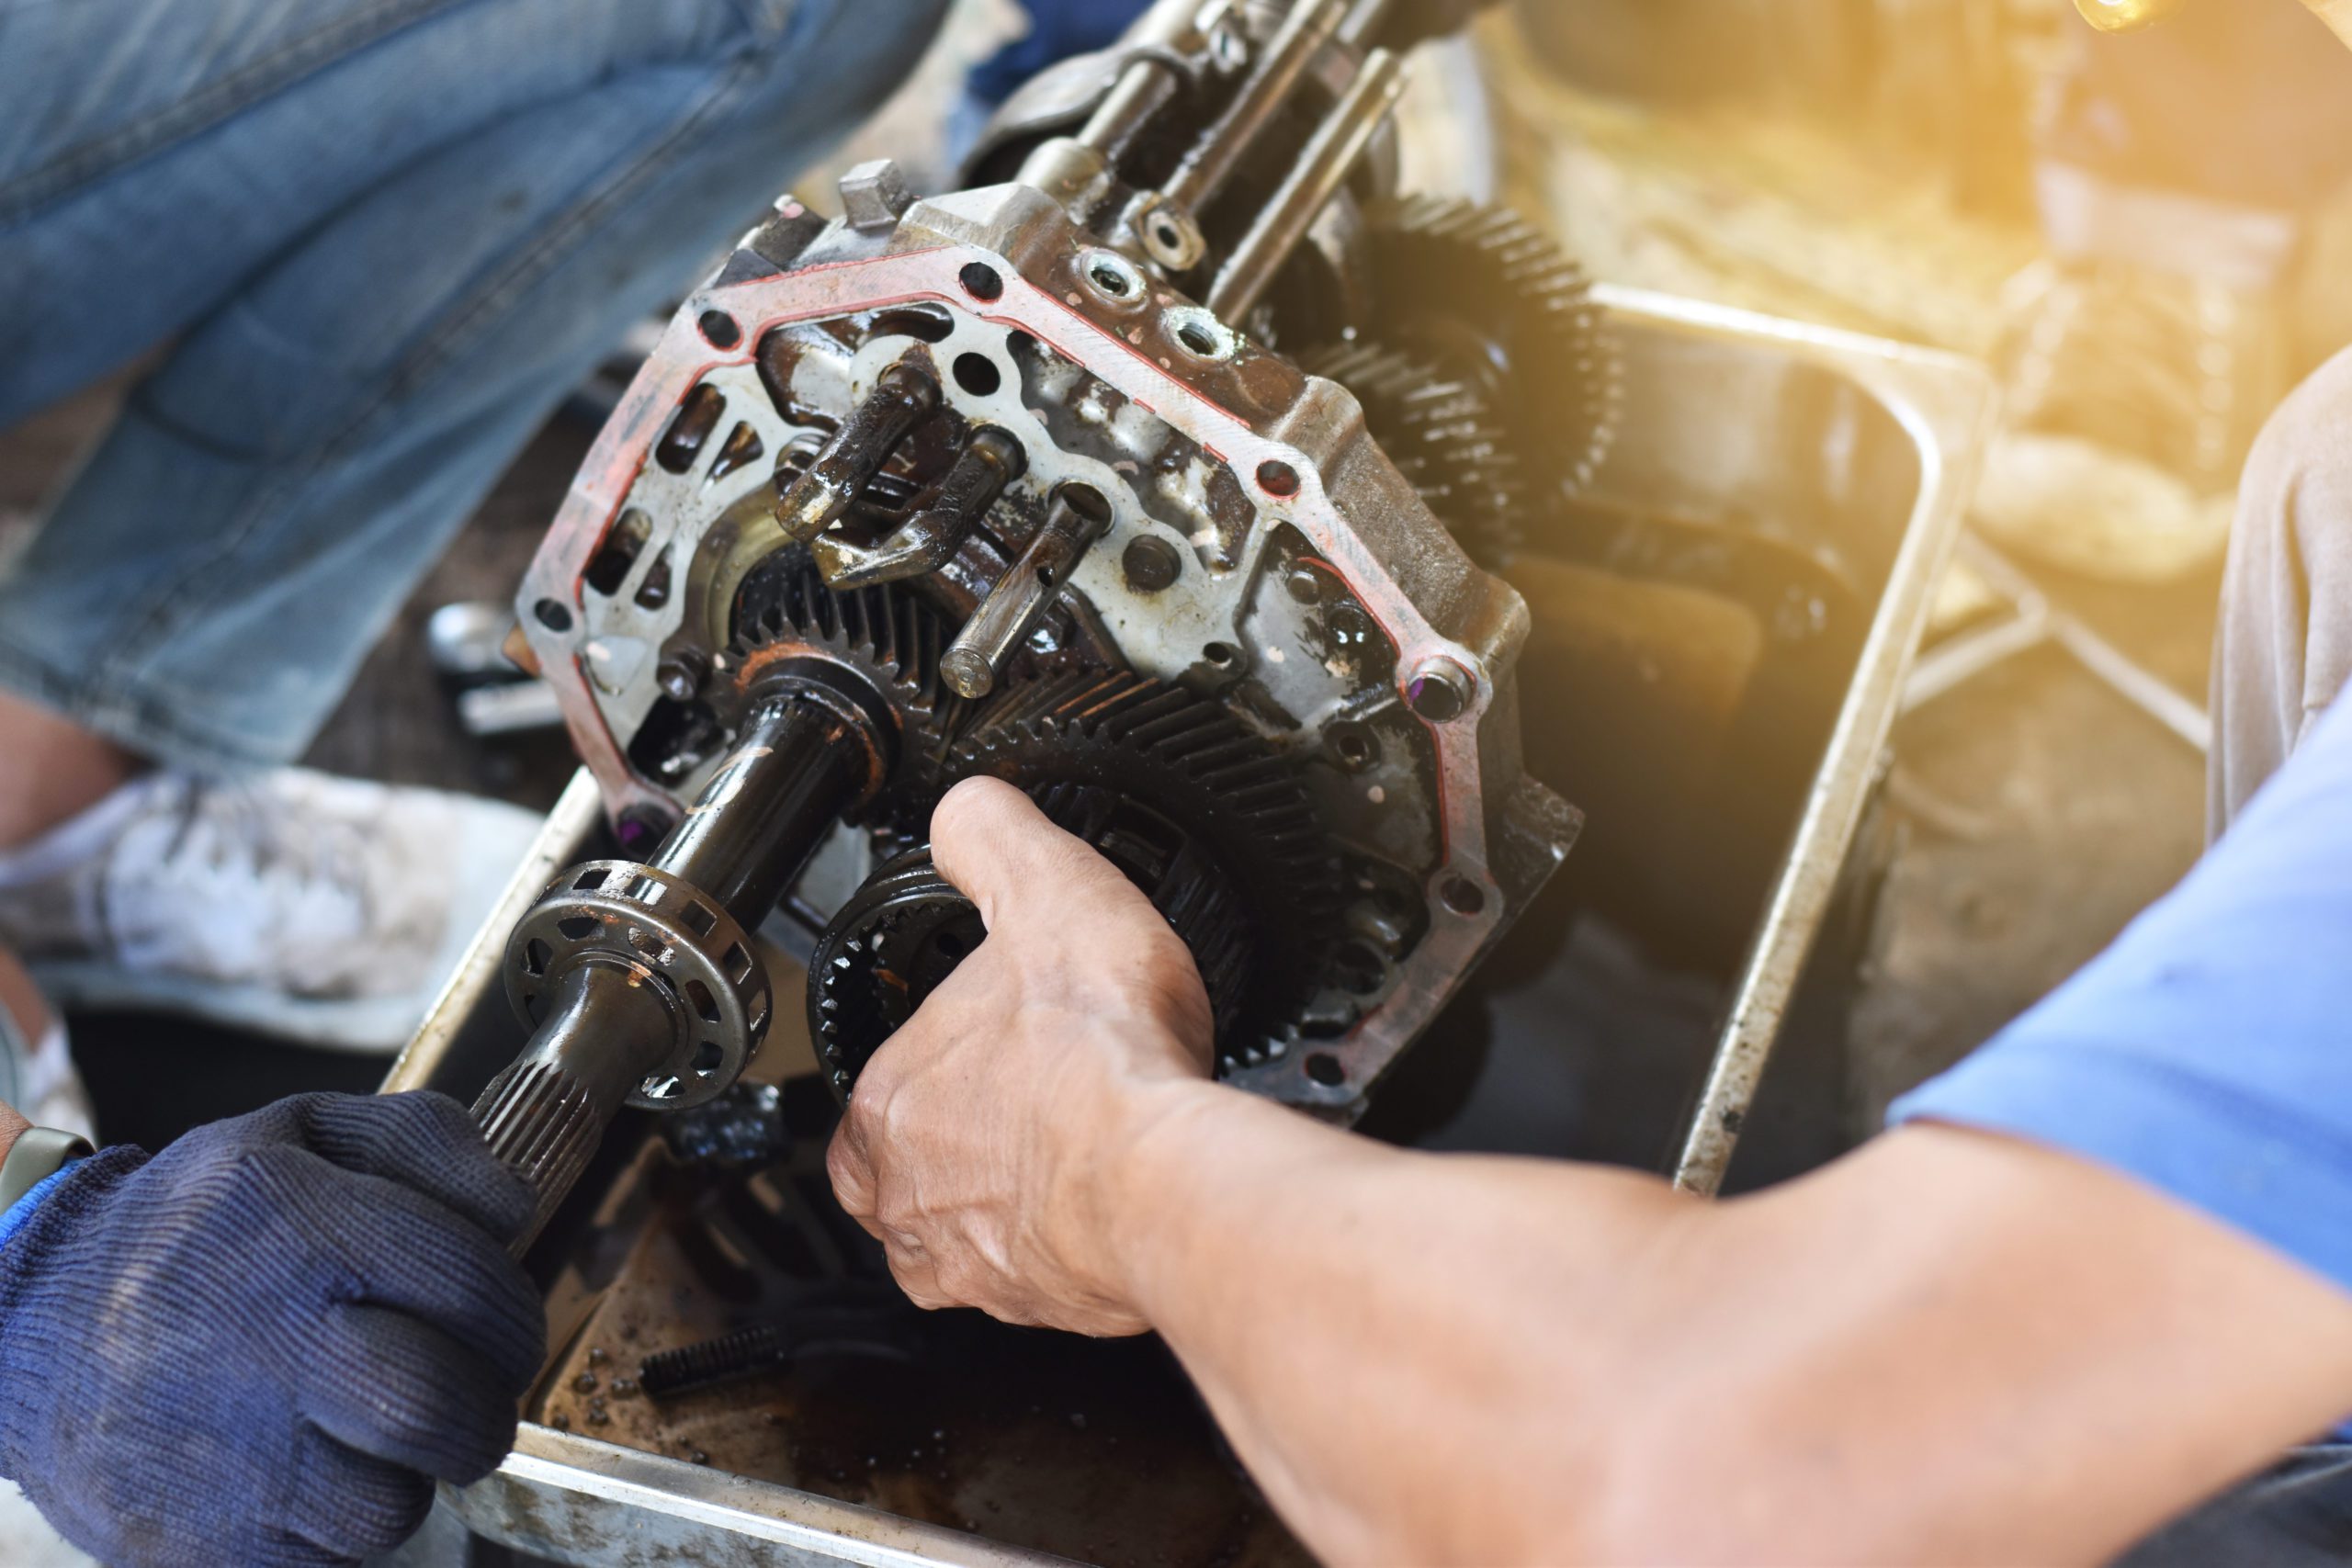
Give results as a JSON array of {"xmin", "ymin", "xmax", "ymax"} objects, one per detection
[
  {"xmin": 450, "ymin": 1427, "xmax": 1074, "ymax": 1568},
  {"xmin": 1618, "ymin": 284, "xmax": 1992, "ymax": 1194}
]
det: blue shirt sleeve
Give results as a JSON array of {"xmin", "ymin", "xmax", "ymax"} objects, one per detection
[{"xmin": 1891, "ymin": 695, "xmax": 2352, "ymax": 1295}]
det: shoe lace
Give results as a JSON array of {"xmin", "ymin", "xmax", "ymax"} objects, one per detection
[{"xmin": 150, "ymin": 777, "xmax": 372, "ymax": 914}]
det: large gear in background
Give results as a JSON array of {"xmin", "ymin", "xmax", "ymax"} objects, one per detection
[
  {"xmin": 1307, "ymin": 342, "xmax": 1527, "ymax": 567},
  {"xmin": 808, "ymin": 671, "xmax": 1344, "ymax": 1093},
  {"xmin": 808, "ymin": 781, "xmax": 1254, "ymax": 1099},
  {"xmin": 951, "ymin": 671, "xmax": 1341, "ymax": 1065},
  {"xmin": 725, "ymin": 549, "xmax": 956, "ymax": 829},
  {"xmin": 1357, "ymin": 195, "xmax": 1621, "ymax": 503}
]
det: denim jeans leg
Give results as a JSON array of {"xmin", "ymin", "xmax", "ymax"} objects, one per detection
[{"xmin": 0, "ymin": 0, "xmax": 946, "ymax": 771}]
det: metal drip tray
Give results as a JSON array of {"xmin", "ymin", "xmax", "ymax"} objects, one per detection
[{"xmin": 385, "ymin": 286, "xmax": 1989, "ymax": 1567}]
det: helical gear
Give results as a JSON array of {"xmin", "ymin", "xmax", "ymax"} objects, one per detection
[
  {"xmin": 807, "ymin": 671, "xmax": 1345, "ymax": 1092},
  {"xmin": 724, "ymin": 547, "xmax": 958, "ymax": 829},
  {"xmin": 941, "ymin": 671, "xmax": 1343, "ymax": 1061},
  {"xmin": 1307, "ymin": 342, "xmax": 1528, "ymax": 566},
  {"xmin": 1359, "ymin": 195, "xmax": 1622, "ymax": 502}
]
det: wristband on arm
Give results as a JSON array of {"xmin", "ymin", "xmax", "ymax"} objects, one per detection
[{"xmin": 0, "ymin": 1129, "xmax": 93, "ymax": 1250}]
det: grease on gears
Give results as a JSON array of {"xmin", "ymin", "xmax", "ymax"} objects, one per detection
[{"xmin": 808, "ymin": 780, "xmax": 1253, "ymax": 1100}]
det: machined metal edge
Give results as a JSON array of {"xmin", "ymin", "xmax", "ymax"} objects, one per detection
[
  {"xmin": 515, "ymin": 186, "xmax": 1557, "ymax": 1114},
  {"xmin": 1599, "ymin": 285, "xmax": 1996, "ymax": 1197}
]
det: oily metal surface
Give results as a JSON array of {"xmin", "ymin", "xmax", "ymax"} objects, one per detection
[{"xmin": 528, "ymin": 1149, "xmax": 1311, "ymax": 1568}]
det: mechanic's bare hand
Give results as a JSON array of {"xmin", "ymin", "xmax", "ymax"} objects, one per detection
[{"xmin": 826, "ymin": 777, "xmax": 1216, "ymax": 1336}]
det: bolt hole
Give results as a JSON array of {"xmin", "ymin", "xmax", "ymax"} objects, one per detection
[
  {"xmin": 1408, "ymin": 662, "xmax": 1471, "ymax": 723},
  {"xmin": 1089, "ymin": 263, "xmax": 1133, "ymax": 299},
  {"xmin": 959, "ymin": 262, "xmax": 1003, "ymax": 301},
  {"xmin": 953, "ymin": 353, "xmax": 1002, "ymax": 397},
  {"xmin": 1204, "ymin": 641, "xmax": 1238, "ymax": 669},
  {"xmin": 534, "ymin": 598, "xmax": 573, "ymax": 634},
  {"xmin": 1306, "ymin": 1053, "xmax": 1347, "ymax": 1088},
  {"xmin": 933, "ymin": 930, "xmax": 968, "ymax": 962},
  {"xmin": 1440, "ymin": 875, "xmax": 1487, "ymax": 917},
  {"xmin": 1178, "ymin": 322, "xmax": 1218, "ymax": 356},
  {"xmin": 1256, "ymin": 460, "xmax": 1300, "ymax": 498},
  {"xmin": 696, "ymin": 310, "xmax": 741, "ymax": 350},
  {"xmin": 1035, "ymin": 566, "xmax": 1056, "ymax": 588}
]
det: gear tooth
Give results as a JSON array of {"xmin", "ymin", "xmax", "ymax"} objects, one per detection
[
  {"xmin": 724, "ymin": 552, "xmax": 948, "ymax": 829},
  {"xmin": 1305, "ymin": 336, "xmax": 1528, "ymax": 566},
  {"xmin": 945, "ymin": 671, "xmax": 1342, "ymax": 1047},
  {"xmin": 1353, "ymin": 197, "xmax": 1618, "ymax": 508}
]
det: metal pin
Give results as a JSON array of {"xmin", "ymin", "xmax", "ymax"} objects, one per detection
[
  {"xmin": 812, "ymin": 428, "xmax": 1026, "ymax": 588},
  {"xmin": 1207, "ymin": 49, "xmax": 1407, "ymax": 322},
  {"xmin": 1159, "ymin": 0, "xmax": 1351, "ymax": 219},
  {"xmin": 939, "ymin": 485, "xmax": 1114, "ymax": 700},
  {"xmin": 775, "ymin": 364, "xmax": 941, "ymax": 543}
]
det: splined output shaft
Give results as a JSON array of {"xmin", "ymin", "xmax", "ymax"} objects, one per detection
[{"xmin": 474, "ymin": 687, "xmax": 884, "ymax": 1254}]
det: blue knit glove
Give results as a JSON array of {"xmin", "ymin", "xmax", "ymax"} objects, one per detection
[{"xmin": 0, "ymin": 1092, "xmax": 544, "ymax": 1567}]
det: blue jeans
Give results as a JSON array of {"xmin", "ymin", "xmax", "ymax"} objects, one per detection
[{"xmin": 0, "ymin": 0, "xmax": 946, "ymax": 772}]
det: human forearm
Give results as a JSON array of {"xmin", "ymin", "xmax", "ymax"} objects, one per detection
[
  {"xmin": 835, "ymin": 785, "xmax": 2352, "ymax": 1563},
  {"xmin": 1108, "ymin": 1099, "xmax": 2352, "ymax": 1566},
  {"xmin": 1108, "ymin": 1084, "xmax": 1697, "ymax": 1562}
]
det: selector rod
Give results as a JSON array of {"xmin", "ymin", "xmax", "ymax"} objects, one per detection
[
  {"xmin": 775, "ymin": 363, "xmax": 942, "ymax": 544},
  {"xmin": 939, "ymin": 485, "xmax": 1114, "ymax": 701},
  {"xmin": 1207, "ymin": 47, "xmax": 1406, "ymax": 322},
  {"xmin": 813, "ymin": 427, "xmax": 1027, "ymax": 589},
  {"xmin": 1159, "ymin": 0, "xmax": 1351, "ymax": 220}
]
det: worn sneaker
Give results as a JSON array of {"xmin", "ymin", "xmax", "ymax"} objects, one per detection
[
  {"xmin": 0, "ymin": 771, "xmax": 543, "ymax": 1054},
  {"xmin": 0, "ymin": 951, "xmax": 92, "ymax": 1139},
  {"xmin": 1974, "ymin": 254, "xmax": 2292, "ymax": 582}
]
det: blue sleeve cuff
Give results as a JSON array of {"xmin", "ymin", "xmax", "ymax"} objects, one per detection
[
  {"xmin": 0, "ymin": 1166, "xmax": 79, "ymax": 1257},
  {"xmin": 1892, "ymin": 1044, "xmax": 2352, "ymax": 1297}
]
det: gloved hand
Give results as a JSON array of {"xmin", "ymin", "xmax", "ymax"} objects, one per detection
[{"xmin": 0, "ymin": 1092, "xmax": 543, "ymax": 1567}]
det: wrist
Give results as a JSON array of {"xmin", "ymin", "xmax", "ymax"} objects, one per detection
[
  {"xmin": 0, "ymin": 1106, "xmax": 28, "ymax": 1170},
  {"xmin": 1084, "ymin": 1076, "xmax": 1242, "ymax": 1318}
]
